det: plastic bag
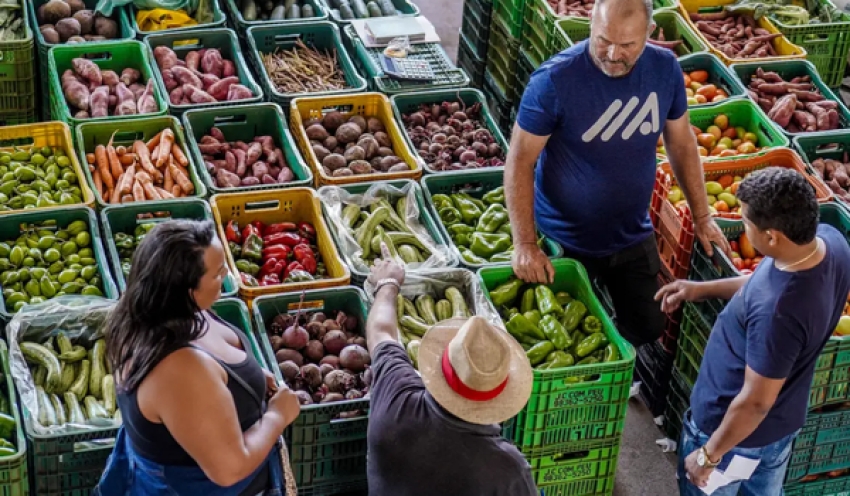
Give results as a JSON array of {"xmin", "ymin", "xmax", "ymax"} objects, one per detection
[
  {"xmin": 319, "ymin": 182, "xmax": 453, "ymax": 276},
  {"xmin": 8, "ymin": 296, "xmax": 119, "ymax": 435},
  {"xmin": 95, "ymin": 0, "xmax": 212, "ymax": 21}
]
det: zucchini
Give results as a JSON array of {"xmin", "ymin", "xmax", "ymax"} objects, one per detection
[
  {"xmin": 366, "ymin": 1, "xmax": 382, "ymax": 16},
  {"xmin": 84, "ymin": 396, "xmax": 109, "ymax": 421},
  {"xmin": 59, "ymin": 345, "xmax": 86, "ymax": 363},
  {"xmin": 89, "ymin": 339, "xmax": 106, "ymax": 400},
  {"xmin": 50, "ymin": 394, "xmax": 66, "ymax": 426},
  {"xmin": 242, "ymin": 0, "xmax": 259, "ymax": 20},
  {"xmin": 64, "ymin": 392, "xmax": 85, "ymax": 424},
  {"xmin": 302, "ymin": 3, "xmax": 314, "ymax": 16},
  {"xmin": 285, "ymin": 3, "xmax": 301, "ymax": 17},
  {"xmin": 69, "ymin": 359, "xmax": 90, "ymax": 399},
  {"xmin": 36, "ymin": 387, "xmax": 57, "ymax": 427},
  {"xmin": 377, "ymin": 0, "xmax": 395, "ymax": 15},
  {"xmin": 21, "ymin": 342, "xmax": 62, "ymax": 394},
  {"xmin": 351, "ymin": 0, "xmax": 368, "ymax": 17},
  {"xmin": 56, "ymin": 332, "xmax": 73, "ymax": 355},
  {"xmin": 102, "ymin": 375, "xmax": 116, "ymax": 415},
  {"xmin": 33, "ymin": 366, "xmax": 46, "ymax": 387},
  {"xmin": 60, "ymin": 361, "xmax": 76, "ymax": 392},
  {"xmin": 446, "ymin": 286, "xmax": 471, "ymax": 318},
  {"xmin": 270, "ymin": 3, "xmax": 286, "ymax": 19}
]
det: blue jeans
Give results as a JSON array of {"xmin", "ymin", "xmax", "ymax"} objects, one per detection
[{"xmin": 678, "ymin": 410, "xmax": 797, "ymax": 496}]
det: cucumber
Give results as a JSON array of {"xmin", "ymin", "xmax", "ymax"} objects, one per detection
[
  {"xmin": 50, "ymin": 394, "xmax": 66, "ymax": 426},
  {"xmin": 59, "ymin": 345, "xmax": 86, "ymax": 363},
  {"xmin": 102, "ymin": 375, "xmax": 116, "ymax": 415},
  {"xmin": 56, "ymin": 332, "xmax": 73, "ymax": 355},
  {"xmin": 84, "ymin": 396, "xmax": 109, "ymax": 421},
  {"xmin": 351, "ymin": 0, "xmax": 368, "ymax": 18},
  {"xmin": 60, "ymin": 361, "xmax": 76, "ymax": 392},
  {"xmin": 339, "ymin": 2, "xmax": 355, "ymax": 19},
  {"xmin": 21, "ymin": 342, "xmax": 62, "ymax": 394},
  {"xmin": 89, "ymin": 340, "xmax": 106, "ymax": 400},
  {"xmin": 377, "ymin": 0, "xmax": 395, "ymax": 15},
  {"xmin": 36, "ymin": 387, "xmax": 57, "ymax": 427},
  {"xmin": 286, "ymin": 3, "xmax": 301, "ymax": 18},
  {"xmin": 366, "ymin": 1, "xmax": 382, "ymax": 16},
  {"xmin": 64, "ymin": 392, "xmax": 85, "ymax": 424},
  {"xmin": 33, "ymin": 366, "xmax": 46, "ymax": 387},
  {"xmin": 270, "ymin": 3, "xmax": 286, "ymax": 19},
  {"xmin": 69, "ymin": 359, "xmax": 90, "ymax": 399},
  {"xmin": 301, "ymin": 3, "xmax": 314, "ymax": 16},
  {"xmin": 241, "ymin": 0, "xmax": 259, "ymax": 20}
]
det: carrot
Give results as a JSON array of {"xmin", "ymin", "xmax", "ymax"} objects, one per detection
[
  {"xmin": 163, "ymin": 162, "xmax": 174, "ymax": 191},
  {"xmin": 147, "ymin": 130, "xmax": 164, "ymax": 152},
  {"xmin": 156, "ymin": 129, "xmax": 174, "ymax": 169},
  {"xmin": 168, "ymin": 161, "xmax": 194, "ymax": 195},
  {"xmin": 156, "ymin": 187, "xmax": 174, "ymax": 199},
  {"xmin": 95, "ymin": 145, "xmax": 114, "ymax": 191},
  {"xmin": 110, "ymin": 183, "xmax": 122, "ymax": 204},
  {"xmin": 93, "ymin": 168, "xmax": 103, "ymax": 197},
  {"xmin": 116, "ymin": 145, "xmax": 127, "ymax": 156},
  {"xmin": 119, "ymin": 153, "xmax": 136, "ymax": 167},
  {"xmin": 171, "ymin": 143, "xmax": 189, "ymax": 167},
  {"xmin": 137, "ymin": 172, "xmax": 161, "ymax": 200},
  {"xmin": 121, "ymin": 194, "xmax": 134, "ymax": 204},
  {"xmin": 107, "ymin": 131, "xmax": 124, "ymax": 180},
  {"xmin": 118, "ymin": 165, "xmax": 136, "ymax": 195},
  {"xmin": 172, "ymin": 184, "xmax": 183, "ymax": 197},
  {"xmin": 151, "ymin": 146, "xmax": 160, "ymax": 166},
  {"xmin": 134, "ymin": 141, "xmax": 162, "ymax": 182},
  {"xmin": 86, "ymin": 153, "xmax": 96, "ymax": 165},
  {"xmin": 132, "ymin": 180, "xmax": 145, "ymax": 202}
]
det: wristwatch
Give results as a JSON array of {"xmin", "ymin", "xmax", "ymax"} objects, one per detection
[
  {"xmin": 373, "ymin": 278, "xmax": 401, "ymax": 297},
  {"xmin": 697, "ymin": 446, "xmax": 720, "ymax": 469}
]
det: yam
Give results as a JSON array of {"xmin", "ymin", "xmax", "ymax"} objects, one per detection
[
  {"xmin": 349, "ymin": 160, "xmax": 373, "ymax": 175},
  {"xmin": 366, "ymin": 117, "xmax": 385, "ymax": 133},
  {"xmin": 343, "ymin": 145, "xmax": 365, "ymax": 162}
]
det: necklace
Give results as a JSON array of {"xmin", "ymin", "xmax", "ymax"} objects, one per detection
[{"xmin": 775, "ymin": 238, "xmax": 822, "ymax": 272}]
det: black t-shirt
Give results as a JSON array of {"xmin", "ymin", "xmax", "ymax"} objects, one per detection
[{"xmin": 366, "ymin": 341, "xmax": 538, "ymax": 496}]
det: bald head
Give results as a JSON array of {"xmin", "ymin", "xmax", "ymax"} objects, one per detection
[
  {"xmin": 588, "ymin": 0, "xmax": 655, "ymax": 77},
  {"xmin": 592, "ymin": 0, "xmax": 653, "ymax": 28}
]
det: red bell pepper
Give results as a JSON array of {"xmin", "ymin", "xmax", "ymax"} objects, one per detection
[
  {"xmin": 251, "ymin": 220, "xmax": 266, "ymax": 236},
  {"xmin": 258, "ymin": 258, "xmax": 280, "ymax": 278},
  {"xmin": 298, "ymin": 222, "xmax": 317, "ymax": 242},
  {"xmin": 225, "ymin": 220, "xmax": 241, "ymax": 243},
  {"xmin": 262, "ymin": 244, "xmax": 291, "ymax": 261},
  {"xmin": 260, "ymin": 273, "xmax": 280, "ymax": 286},
  {"xmin": 240, "ymin": 273, "xmax": 259, "ymax": 287},
  {"xmin": 242, "ymin": 224, "xmax": 260, "ymax": 241},
  {"xmin": 265, "ymin": 232, "xmax": 302, "ymax": 247},
  {"xmin": 283, "ymin": 261, "xmax": 305, "ymax": 280},
  {"xmin": 292, "ymin": 244, "xmax": 317, "ymax": 275},
  {"xmin": 265, "ymin": 222, "xmax": 298, "ymax": 236}
]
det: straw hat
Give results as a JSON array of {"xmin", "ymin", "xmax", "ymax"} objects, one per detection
[{"xmin": 418, "ymin": 316, "xmax": 533, "ymax": 425}]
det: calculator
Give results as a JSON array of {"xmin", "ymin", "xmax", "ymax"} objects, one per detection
[{"xmin": 380, "ymin": 55, "xmax": 436, "ymax": 82}]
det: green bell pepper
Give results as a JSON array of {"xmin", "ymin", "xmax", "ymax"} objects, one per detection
[
  {"xmin": 535, "ymin": 285, "xmax": 564, "ymax": 316},
  {"xmin": 476, "ymin": 204, "xmax": 508, "ymax": 233},
  {"xmin": 498, "ymin": 223, "xmax": 512, "ymax": 235},
  {"xmin": 448, "ymin": 224, "xmax": 475, "ymax": 246},
  {"xmin": 506, "ymin": 312, "xmax": 546, "ymax": 342},
  {"xmin": 520, "ymin": 287, "xmax": 536, "ymax": 314},
  {"xmin": 470, "ymin": 232, "xmax": 511, "ymax": 259},
  {"xmin": 482, "ymin": 186, "xmax": 505, "ymax": 205},
  {"xmin": 235, "ymin": 259, "xmax": 260, "ymax": 276},
  {"xmin": 562, "ymin": 300, "xmax": 588, "ymax": 332},
  {"xmin": 460, "ymin": 248, "xmax": 488, "ymax": 265},
  {"xmin": 439, "ymin": 206, "xmax": 463, "ymax": 226},
  {"xmin": 539, "ymin": 314, "xmax": 574, "ymax": 351},
  {"xmin": 576, "ymin": 332, "xmax": 607, "ymax": 358},
  {"xmin": 431, "ymin": 194, "xmax": 454, "ymax": 211},
  {"xmin": 490, "ymin": 278, "xmax": 523, "ymax": 307},
  {"xmin": 556, "ymin": 291, "xmax": 573, "ymax": 306},
  {"xmin": 113, "ymin": 233, "xmax": 134, "ymax": 251},
  {"xmin": 241, "ymin": 232, "xmax": 263, "ymax": 262},
  {"xmin": 228, "ymin": 241, "xmax": 242, "ymax": 259},
  {"xmin": 526, "ymin": 340, "xmax": 555, "ymax": 366},
  {"xmin": 604, "ymin": 343, "xmax": 619, "ymax": 362},
  {"xmin": 582, "ymin": 315, "xmax": 603, "ymax": 334},
  {"xmin": 489, "ymin": 252, "xmax": 514, "ymax": 263},
  {"xmin": 524, "ymin": 310, "xmax": 541, "ymax": 327},
  {"xmin": 451, "ymin": 193, "xmax": 483, "ymax": 224},
  {"xmin": 539, "ymin": 350, "xmax": 574, "ymax": 370}
]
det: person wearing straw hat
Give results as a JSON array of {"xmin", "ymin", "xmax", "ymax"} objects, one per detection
[{"xmin": 364, "ymin": 243, "xmax": 538, "ymax": 496}]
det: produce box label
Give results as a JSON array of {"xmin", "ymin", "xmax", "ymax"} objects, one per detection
[
  {"xmin": 288, "ymin": 300, "xmax": 325, "ymax": 312},
  {"xmin": 552, "ymin": 388, "xmax": 607, "ymax": 408}
]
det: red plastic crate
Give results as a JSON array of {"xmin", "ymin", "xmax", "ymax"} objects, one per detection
[{"xmin": 650, "ymin": 167, "xmax": 695, "ymax": 281}]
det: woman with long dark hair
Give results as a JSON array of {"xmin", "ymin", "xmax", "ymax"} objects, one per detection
[{"xmin": 95, "ymin": 219, "xmax": 300, "ymax": 495}]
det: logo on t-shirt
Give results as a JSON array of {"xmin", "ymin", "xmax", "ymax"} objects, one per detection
[{"xmin": 581, "ymin": 92, "xmax": 660, "ymax": 143}]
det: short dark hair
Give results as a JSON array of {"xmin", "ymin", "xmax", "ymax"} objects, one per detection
[{"xmin": 736, "ymin": 166, "xmax": 819, "ymax": 244}]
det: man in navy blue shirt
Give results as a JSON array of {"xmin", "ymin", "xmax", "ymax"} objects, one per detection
[
  {"xmin": 505, "ymin": 0, "xmax": 728, "ymax": 347},
  {"xmin": 656, "ymin": 167, "xmax": 850, "ymax": 494}
]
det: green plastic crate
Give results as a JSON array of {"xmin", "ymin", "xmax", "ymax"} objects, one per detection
[
  {"xmin": 223, "ymin": 0, "xmax": 327, "ymax": 34},
  {"xmin": 461, "ymin": 0, "xmax": 493, "ymax": 60},
  {"xmin": 785, "ymin": 407, "xmax": 850, "ymax": 483},
  {"xmin": 322, "ymin": 0, "xmax": 419, "ymax": 25},
  {"xmin": 654, "ymin": 0, "xmax": 679, "ymax": 11},
  {"xmin": 246, "ymin": 22, "xmax": 367, "ymax": 110},
  {"xmin": 485, "ymin": 15, "xmax": 521, "ymax": 100},
  {"xmin": 182, "ymin": 103, "xmax": 313, "ymax": 194},
  {"xmin": 770, "ymin": 0, "xmax": 850, "ymax": 88},
  {"xmin": 143, "ymin": 28, "xmax": 263, "ymax": 115},
  {"xmin": 679, "ymin": 52, "xmax": 748, "ymax": 107},
  {"xmin": 421, "ymin": 169, "xmax": 563, "ymax": 270},
  {"xmin": 688, "ymin": 98, "xmax": 790, "ymax": 151},
  {"xmin": 730, "ymin": 60, "xmax": 850, "ymax": 137},
  {"xmin": 552, "ymin": 19, "xmax": 573, "ymax": 53},
  {"xmin": 0, "ymin": 206, "xmax": 118, "ymax": 319},
  {"xmin": 318, "ymin": 180, "xmax": 458, "ymax": 285},
  {"xmin": 344, "ymin": 26, "xmax": 469, "ymax": 95},
  {"xmin": 251, "ymin": 287, "xmax": 369, "ymax": 494},
  {"xmin": 794, "ymin": 132, "xmax": 850, "ymax": 209},
  {"xmin": 211, "ymin": 298, "xmax": 267, "ymax": 366},
  {"xmin": 47, "ymin": 41, "xmax": 168, "ymax": 129},
  {"xmin": 457, "ymin": 30, "xmax": 486, "ymax": 89},
  {"xmin": 483, "ymin": 72, "xmax": 515, "ymax": 137},
  {"xmin": 810, "ymin": 336, "xmax": 850, "ymax": 410},
  {"xmin": 672, "ymin": 320, "xmax": 704, "ymax": 388},
  {"xmin": 100, "ymin": 198, "xmax": 238, "ymax": 297},
  {"xmin": 0, "ymin": 341, "xmax": 28, "ymax": 496},
  {"xmin": 663, "ymin": 367, "xmax": 692, "ymax": 441},
  {"xmin": 785, "ymin": 472, "xmax": 850, "ymax": 496},
  {"xmin": 390, "ymin": 88, "xmax": 508, "ymax": 174},
  {"xmin": 491, "ymin": 0, "xmax": 524, "ymax": 38},
  {"xmin": 532, "ymin": 440, "xmax": 619, "ymax": 495},
  {"xmin": 75, "ymin": 115, "xmax": 207, "ymax": 208},
  {"xmin": 522, "ymin": 5, "xmax": 553, "ymax": 67},
  {"xmin": 515, "ymin": 49, "xmax": 539, "ymax": 99},
  {"xmin": 127, "ymin": 0, "xmax": 227, "ymax": 38},
  {"xmin": 480, "ymin": 259, "xmax": 635, "ymax": 457}
]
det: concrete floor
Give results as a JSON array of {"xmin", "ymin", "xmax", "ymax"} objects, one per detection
[{"xmin": 412, "ymin": 2, "xmax": 681, "ymax": 493}]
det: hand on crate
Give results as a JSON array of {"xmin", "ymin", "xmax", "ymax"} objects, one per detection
[
  {"xmin": 655, "ymin": 280, "xmax": 702, "ymax": 313},
  {"xmin": 512, "ymin": 243, "xmax": 555, "ymax": 285},
  {"xmin": 694, "ymin": 215, "xmax": 731, "ymax": 258}
]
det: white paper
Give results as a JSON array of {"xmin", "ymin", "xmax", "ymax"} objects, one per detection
[{"xmin": 700, "ymin": 455, "xmax": 760, "ymax": 495}]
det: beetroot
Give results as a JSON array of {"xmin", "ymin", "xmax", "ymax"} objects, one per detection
[
  {"xmin": 323, "ymin": 319, "xmax": 341, "ymax": 333},
  {"xmin": 301, "ymin": 364, "xmax": 323, "ymax": 389},
  {"xmin": 275, "ymin": 349, "xmax": 303, "ymax": 366},
  {"xmin": 361, "ymin": 367, "xmax": 373, "ymax": 387},
  {"xmin": 282, "ymin": 324, "xmax": 309, "ymax": 350},
  {"xmin": 310, "ymin": 312, "xmax": 327, "ymax": 323},
  {"xmin": 268, "ymin": 335, "xmax": 283, "ymax": 352},
  {"xmin": 321, "ymin": 393, "xmax": 345, "ymax": 403},
  {"xmin": 270, "ymin": 313, "xmax": 294, "ymax": 335},
  {"xmin": 304, "ymin": 340, "xmax": 325, "ymax": 363},
  {"xmin": 320, "ymin": 363, "xmax": 336, "ymax": 378},
  {"xmin": 340, "ymin": 345, "xmax": 371, "ymax": 373},
  {"xmin": 294, "ymin": 390, "xmax": 313, "ymax": 405},
  {"xmin": 353, "ymin": 336, "xmax": 367, "ymax": 348},
  {"xmin": 305, "ymin": 322, "xmax": 326, "ymax": 340},
  {"xmin": 324, "ymin": 370, "xmax": 356, "ymax": 393},
  {"xmin": 344, "ymin": 315, "xmax": 358, "ymax": 333},
  {"xmin": 320, "ymin": 355, "xmax": 340, "ymax": 368},
  {"xmin": 345, "ymin": 390, "xmax": 363, "ymax": 400},
  {"xmin": 279, "ymin": 360, "xmax": 300, "ymax": 382},
  {"xmin": 323, "ymin": 330, "xmax": 348, "ymax": 355}
]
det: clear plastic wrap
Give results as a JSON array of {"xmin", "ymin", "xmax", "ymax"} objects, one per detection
[
  {"xmin": 8, "ymin": 297, "xmax": 119, "ymax": 435},
  {"xmin": 319, "ymin": 182, "xmax": 453, "ymax": 276}
]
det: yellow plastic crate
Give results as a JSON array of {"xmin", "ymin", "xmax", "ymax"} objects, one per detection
[
  {"xmin": 289, "ymin": 92, "xmax": 423, "ymax": 187},
  {"xmin": 210, "ymin": 188, "xmax": 350, "ymax": 301},
  {"xmin": 678, "ymin": 1, "xmax": 806, "ymax": 66},
  {"xmin": 0, "ymin": 121, "xmax": 95, "ymax": 213}
]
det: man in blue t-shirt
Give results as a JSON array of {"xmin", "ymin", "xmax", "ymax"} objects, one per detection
[
  {"xmin": 506, "ymin": 0, "xmax": 728, "ymax": 347},
  {"xmin": 656, "ymin": 168, "xmax": 850, "ymax": 494}
]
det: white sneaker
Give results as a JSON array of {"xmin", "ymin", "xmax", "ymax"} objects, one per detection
[{"xmin": 629, "ymin": 381, "xmax": 642, "ymax": 399}]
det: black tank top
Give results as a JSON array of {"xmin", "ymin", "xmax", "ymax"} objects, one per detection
[{"xmin": 117, "ymin": 312, "xmax": 270, "ymax": 494}]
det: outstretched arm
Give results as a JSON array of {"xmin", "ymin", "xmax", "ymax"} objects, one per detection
[{"xmin": 366, "ymin": 243, "xmax": 406, "ymax": 356}]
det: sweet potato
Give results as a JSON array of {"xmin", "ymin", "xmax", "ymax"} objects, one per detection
[
  {"xmin": 234, "ymin": 148, "xmax": 247, "ymax": 176},
  {"xmin": 210, "ymin": 127, "xmax": 226, "ymax": 142},
  {"xmin": 246, "ymin": 142, "xmax": 263, "ymax": 166},
  {"xmin": 199, "ymin": 73, "xmax": 220, "ymax": 90},
  {"xmin": 201, "ymin": 49, "xmax": 224, "ymax": 78},
  {"xmin": 222, "ymin": 59, "xmax": 236, "ymax": 78},
  {"xmin": 767, "ymin": 94, "xmax": 796, "ymax": 128},
  {"xmin": 185, "ymin": 51, "xmax": 201, "ymax": 72},
  {"xmin": 183, "ymin": 84, "xmax": 216, "ymax": 104},
  {"xmin": 227, "ymin": 84, "xmax": 253, "ymax": 101},
  {"xmin": 90, "ymin": 86, "xmax": 110, "ymax": 118},
  {"xmin": 793, "ymin": 111, "xmax": 816, "ymax": 132},
  {"xmin": 169, "ymin": 87, "xmax": 184, "ymax": 105},
  {"xmin": 172, "ymin": 66, "xmax": 202, "ymax": 88},
  {"xmin": 216, "ymin": 168, "xmax": 241, "ymax": 188},
  {"xmin": 161, "ymin": 69, "xmax": 178, "ymax": 92},
  {"xmin": 806, "ymin": 102, "xmax": 831, "ymax": 130},
  {"xmin": 208, "ymin": 76, "xmax": 239, "ymax": 101},
  {"xmin": 101, "ymin": 70, "xmax": 119, "ymax": 87},
  {"xmin": 153, "ymin": 46, "xmax": 180, "ymax": 72},
  {"xmin": 72, "ymin": 58, "xmax": 102, "ymax": 86},
  {"xmin": 114, "ymin": 83, "xmax": 137, "ymax": 116},
  {"xmin": 62, "ymin": 76, "xmax": 91, "ymax": 111},
  {"xmin": 137, "ymin": 80, "xmax": 158, "ymax": 115}
]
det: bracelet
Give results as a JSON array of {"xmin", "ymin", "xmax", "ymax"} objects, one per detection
[{"xmin": 373, "ymin": 278, "xmax": 401, "ymax": 297}]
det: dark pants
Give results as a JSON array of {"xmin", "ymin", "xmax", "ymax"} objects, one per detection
[{"xmin": 561, "ymin": 234, "xmax": 666, "ymax": 347}]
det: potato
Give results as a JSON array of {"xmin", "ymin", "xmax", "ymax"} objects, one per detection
[
  {"xmin": 94, "ymin": 16, "xmax": 118, "ymax": 38},
  {"xmin": 349, "ymin": 160, "xmax": 373, "ymax": 175},
  {"xmin": 72, "ymin": 10, "xmax": 95, "ymax": 35},
  {"xmin": 67, "ymin": 35, "xmax": 86, "ymax": 43},
  {"xmin": 322, "ymin": 153, "xmax": 347, "ymax": 171},
  {"xmin": 344, "ymin": 145, "xmax": 365, "ymax": 162},
  {"xmin": 322, "ymin": 111, "xmax": 346, "ymax": 132},
  {"xmin": 41, "ymin": 0, "xmax": 71, "ymax": 25},
  {"xmin": 358, "ymin": 136, "xmax": 379, "ymax": 159},
  {"xmin": 374, "ymin": 131, "xmax": 391, "ymax": 148},
  {"xmin": 323, "ymin": 136, "xmax": 338, "ymax": 150},
  {"xmin": 335, "ymin": 123, "xmax": 362, "ymax": 144},
  {"xmin": 55, "ymin": 17, "xmax": 81, "ymax": 42},
  {"xmin": 306, "ymin": 123, "xmax": 329, "ymax": 141},
  {"xmin": 312, "ymin": 144, "xmax": 331, "ymax": 162},
  {"xmin": 66, "ymin": 0, "xmax": 85, "ymax": 13},
  {"xmin": 377, "ymin": 146, "xmax": 394, "ymax": 157},
  {"xmin": 332, "ymin": 167, "xmax": 354, "ymax": 177},
  {"xmin": 388, "ymin": 163, "xmax": 410, "ymax": 173},
  {"xmin": 380, "ymin": 156, "xmax": 404, "ymax": 170},
  {"xmin": 348, "ymin": 115, "xmax": 367, "ymax": 133},
  {"xmin": 367, "ymin": 117, "xmax": 385, "ymax": 133},
  {"xmin": 40, "ymin": 26, "xmax": 60, "ymax": 44}
]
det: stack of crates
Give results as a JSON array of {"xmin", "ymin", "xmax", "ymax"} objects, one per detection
[
  {"xmin": 482, "ymin": 259, "xmax": 635, "ymax": 496},
  {"xmin": 0, "ymin": 1, "xmax": 38, "ymax": 126},
  {"xmin": 483, "ymin": 0, "xmax": 523, "ymax": 134},
  {"xmin": 459, "ymin": 0, "xmax": 492, "ymax": 88}
]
